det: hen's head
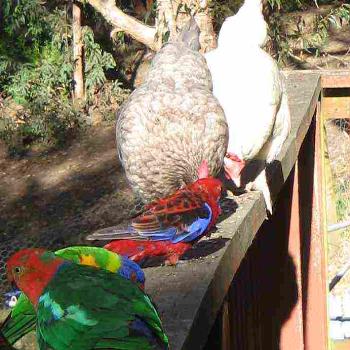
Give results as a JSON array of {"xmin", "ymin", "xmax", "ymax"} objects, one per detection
[{"xmin": 218, "ymin": 0, "xmax": 267, "ymax": 49}]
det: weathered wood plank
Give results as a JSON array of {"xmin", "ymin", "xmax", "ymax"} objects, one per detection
[
  {"xmin": 303, "ymin": 96, "xmax": 328, "ymax": 350},
  {"xmin": 291, "ymin": 70, "xmax": 350, "ymax": 88},
  {"xmin": 323, "ymin": 97, "xmax": 350, "ymax": 119},
  {"xmin": 279, "ymin": 165, "xmax": 305, "ymax": 350},
  {"xmin": 144, "ymin": 72, "xmax": 322, "ymax": 350}
]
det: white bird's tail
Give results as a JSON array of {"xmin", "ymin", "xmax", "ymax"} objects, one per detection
[{"xmin": 266, "ymin": 76, "xmax": 291, "ymax": 163}]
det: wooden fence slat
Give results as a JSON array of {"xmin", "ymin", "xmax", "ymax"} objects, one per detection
[
  {"xmin": 302, "ymin": 103, "xmax": 329, "ymax": 350},
  {"xmin": 221, "ymin": 299, "xmax": 231, "ymax": 350},
  {"xmin": 280, "ymin": 165, "xmax": 305, "ymax": 350}
]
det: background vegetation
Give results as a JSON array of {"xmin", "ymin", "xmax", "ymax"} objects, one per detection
[{"xmin": 0, "ymin": 0, "xmax": 349, "ymax": 155}]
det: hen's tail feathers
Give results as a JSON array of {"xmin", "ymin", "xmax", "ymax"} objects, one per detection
[
  {"xmin": 250, "ymin": 168, "xmax": 272, "ymax": 215},
  {"xmin": 266, "ymin": 77, "xmax": 291, "ymax": 164}
]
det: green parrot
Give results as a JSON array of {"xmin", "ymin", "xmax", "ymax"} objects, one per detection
[
  {"xmin": 6, "ymin": 248, "xmax": 168, "ymax": 350},
  {"xmin": 2, "ymin": 246, "xmax": 158, "ymax": 349}
]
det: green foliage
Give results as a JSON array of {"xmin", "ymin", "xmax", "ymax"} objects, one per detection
[
  {"xmin": 0, "ymin": 1, "xmax": 128, "ymax": 156},
  {"xmin": 209, "ymin": 0, "xmax": 241, "ymax": 31},
  {"xmin": 209, "ymin": 0, "xmax": 350, "ymax": 64},
  {"xmin": 0, "ymin": 1, "xmax": 77, "ymax": 154},
  {"xmin": 83, "ymin": 27, "xmax": 116, "ymax": 100},
  {"xmin": 267, "ymin": 2, "xmax": 350, "ymax": 64}
]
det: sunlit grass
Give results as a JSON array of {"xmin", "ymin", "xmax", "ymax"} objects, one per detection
[{"xmin": 334, "ymin": 176, "xmax": 350, "ymax": 240}]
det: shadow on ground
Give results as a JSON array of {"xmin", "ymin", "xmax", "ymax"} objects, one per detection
[{"xmin": 0, "ymin": 126, "xmax": 139, "ymax": 294}]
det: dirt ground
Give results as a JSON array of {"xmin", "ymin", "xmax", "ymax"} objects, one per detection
[
  {"xmin": 0, "ymin": 125, "xmax": 143, "ymax": 349},
  {"xmin": 0, "ymin": 125, "xmax": 140, "ymax": 287}
]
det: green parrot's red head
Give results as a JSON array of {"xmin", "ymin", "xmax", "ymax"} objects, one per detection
[{"xmin": 6, "ymin": 248, "xmax": 64, "ymax": 307}]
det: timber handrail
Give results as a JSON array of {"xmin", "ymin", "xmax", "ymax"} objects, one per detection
[{"xmin": 145, "ymin": 72, "xmax": 322, "ymax": 350}]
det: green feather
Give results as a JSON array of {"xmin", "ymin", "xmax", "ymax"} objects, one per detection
[
  {"xmin": 1, "ymin": 293, "xmax": 36, "ymax": 345},
  {"xmin": 0, "ymin": 246, "xmax": 144, "ymax": 347},
  {"xmin": 36, "ymin": 263, "xmax": 168, "ymax": 350}
]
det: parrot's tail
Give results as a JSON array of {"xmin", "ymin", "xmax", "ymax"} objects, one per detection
[
  {"xmin": 85, "ymin": 226, "xmax": 142, "ymax": 241},
  {"xmin": 1, "ymin": 311, "xmax": 36, "ymax": 348}
]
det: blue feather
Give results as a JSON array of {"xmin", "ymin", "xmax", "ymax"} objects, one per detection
[
  {"xmin": 3, "ymin": 289, "xmax": 21, "ymax": 308},
  {"xmin": 87, "ymin": 203, "xmax": 213, "ymax": 244},
  {"xmin": 141, "ymin": 203, "xmax": 212, "ymax": 243},
  {"xmin": 129, "ymin": 317, "xmax": 159, "ymax": 343},
  {"xmin": 172, "ymin": 203, "xmax": 212, "ymax": 243},
  {"xmin": 119, "ymin": 257, "xmax": 145, "ymax": 285}
]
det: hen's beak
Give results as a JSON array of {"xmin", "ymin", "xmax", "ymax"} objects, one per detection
[{"xmin": 224, "ymin": 154, "xmax": 245, "ymax": 188}]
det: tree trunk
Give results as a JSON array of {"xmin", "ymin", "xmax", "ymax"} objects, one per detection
[
  {"xmin": 155, "ymin": 0, "xmax": 177, "ymax": 47},
  {"xmin": 194, "ymin": 1, "xmax": 217, "ymax": 52},
  {"xmin": 79, "ymin": 0, "xmax": 158, "ymax": 50},
  {"xmin": 77, "ymin": 0, "xmax": 216, "ymax": 52},
  {"xmin": 72, "ymin": 2, "xmax": 85, "ymax": 101}
]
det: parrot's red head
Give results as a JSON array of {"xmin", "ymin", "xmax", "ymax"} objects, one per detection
[
  {"xmin": 191, "ymin": 177, "xmax": 222, "ymax": 201},
  {"xmin": 189, "ymin": 176, "xmax": 223, "ymax": 228},
  {"xmin": 6, "ymin": 248, "xmax": 64, "ymax": 307}
]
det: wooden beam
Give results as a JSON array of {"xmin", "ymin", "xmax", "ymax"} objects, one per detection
[
  {"xmin": 141, "ymin": 73, "xmax": 321, "ymax": 350},
  {"xmin": 302, "ymin": 102, "xmax": 329, "ymax": 350},
  {"xmin": 322, "ymin": 96, "xmax": 350, "ymax": 119},
  {"xmin": 322, "ymin": 73, "xmax": 350, "ymax": 89},
  {"xmin": 221, "ymin": 299, "xmax": 231, "ymax": 350},
  {"xmin": 280, "ymin": 165, "xmax": 305, "ymax": 350},
  {"xmin": 284, "ymin": 70, "xmax": 350, "ymax": 88}
]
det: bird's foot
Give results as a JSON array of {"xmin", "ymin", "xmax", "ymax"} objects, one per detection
[{"xmin": 165, "ymin": 254, "xmax": 180, "ymax": 266}]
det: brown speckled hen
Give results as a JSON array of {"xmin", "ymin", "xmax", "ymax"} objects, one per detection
[{"xmin": 116, "ymin": 19, "xmax": 228, "ymax": 204}]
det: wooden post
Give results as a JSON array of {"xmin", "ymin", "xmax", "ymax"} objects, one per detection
[
  {"xmin": 302, "ymin": 103, "xmax": 329, "ymax": 350},
  {"xmin": 72, "ymin": 2, "xmax": 85, "ymax": 101},
  {"xmin": 279, "ymin": 165, "xmax": 305, "ymax": 350},
  {"xmin": 221, "ymin": 298, "xmax": 231, "ymax": 350}
]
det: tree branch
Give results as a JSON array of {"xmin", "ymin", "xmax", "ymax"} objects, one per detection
[{"xmin": 78, "ymin": 0, "xmax": 158, "ymax": 50}]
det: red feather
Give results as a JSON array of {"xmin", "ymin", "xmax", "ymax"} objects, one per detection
[
  {"xmin": 133, "ymin": 177, "xmax": 222, "ymax": 232},
  {"xmin": 88, "ymin": 177, "xmax": 223, "ymax": 264},
  {"xmin": 104, "ymin": 240, "xmax": 192, "ymax": 265}
]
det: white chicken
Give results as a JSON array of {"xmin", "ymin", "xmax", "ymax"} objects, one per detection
[{"xmin": 205, "ymin": 0, "xmax": 291, "ymax": 213}]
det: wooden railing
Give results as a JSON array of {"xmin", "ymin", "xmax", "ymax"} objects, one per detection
[{"xmin": 146, "ymin": 71, "xmax": 350, "ymax": 350}]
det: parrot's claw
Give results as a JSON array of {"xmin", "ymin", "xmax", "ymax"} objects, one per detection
[{"xmin": 165, "ymin": 254, "xmax": 181, "ymax": 266}]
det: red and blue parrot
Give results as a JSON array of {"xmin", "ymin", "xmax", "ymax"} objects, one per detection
[{"xmin": 87, "ymin": 162, "xmax": 223, "ymax": 265}]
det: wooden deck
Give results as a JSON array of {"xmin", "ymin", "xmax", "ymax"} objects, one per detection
[{"xmin": 144, "ymin": 72, "xmax": 328, "ymax": 350}]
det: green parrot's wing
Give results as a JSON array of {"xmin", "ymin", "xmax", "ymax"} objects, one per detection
[
  {"xmin": 54, "ymin": 246, "xmax": 123, "ymax": 273},
  {"xmin": 1, "ymin": 293, "xmax": 36, "ymax": 345},
  {"xmin": 37, "ymin": 263, "xmax": 168, "ymax": 350}
]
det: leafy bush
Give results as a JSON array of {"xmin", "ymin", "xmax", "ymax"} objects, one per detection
[
  {"xmin": 270, "ymin": 2, "xmax": 350, "ymax": 64},
  {"xmin": 0, "ymin": 1, "xmax": 129, "ymax": 155},
  {"xmin": 209, "ymin": 0, "xmax": 350, "ymax": 64}
]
